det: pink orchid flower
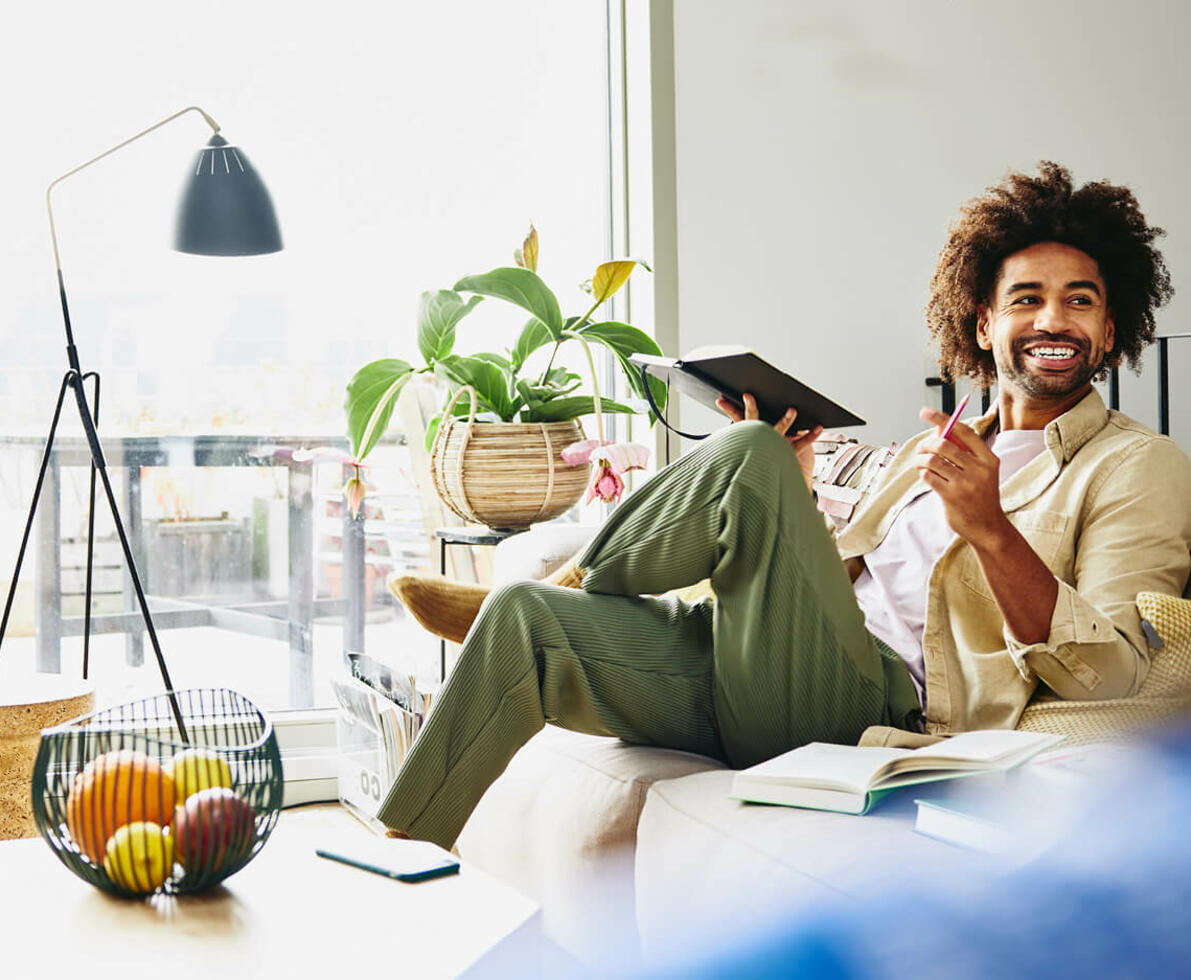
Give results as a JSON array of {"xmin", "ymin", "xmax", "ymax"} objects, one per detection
[
  {"xmin": 587, "ymin": 465, "xmax": 625, "ymax": 504},
  {"xmin": 562, "ymin": 439, "xmax": 650, "ymax": 505},
  {"xmin": 292, "ymin": 447, "xmax": 370, "ymax": 518},
  {"xmin": 560, "ymin": 439, "xmax": 602, "ymax": 466}
]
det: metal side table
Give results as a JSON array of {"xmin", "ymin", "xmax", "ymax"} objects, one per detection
[{"xmin": 433, "ymin": 526, "xmax": 527, "ymax": 680}]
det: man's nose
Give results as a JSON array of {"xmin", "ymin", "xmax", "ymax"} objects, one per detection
[{"xmin": 1034, "ymin": 299, "xmax": 1070, "ymax": 332}]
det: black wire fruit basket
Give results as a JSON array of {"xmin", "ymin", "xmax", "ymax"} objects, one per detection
[{"xmin": 31, "ymin": 687, "xmax": 283, "ymax": 898}]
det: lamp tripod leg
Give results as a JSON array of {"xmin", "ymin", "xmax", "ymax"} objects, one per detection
[
  {"xmin": 81, "ymin": 371, "xmax": 100, "ymax": 680},
  {"xmin": 0, "ymin": 372, "xmax": 75, "ymax": 654},
  {"xmin": 68, "ymin": 374, "xmax": 189, "ymax": 742}
]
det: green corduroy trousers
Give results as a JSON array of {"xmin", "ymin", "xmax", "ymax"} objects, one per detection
[{"xmin": 376, "ymin": 421, "xmax": 922, "ymax": 848}]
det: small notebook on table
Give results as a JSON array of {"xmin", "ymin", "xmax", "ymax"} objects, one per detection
[{"xmin": 728, "ymin": 729, "xmax": 1065, "ymax": 815}]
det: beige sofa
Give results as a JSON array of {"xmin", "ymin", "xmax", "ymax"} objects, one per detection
[
  {"xmin": 450, "ymin": 526, "xmax": 983, "ymax": 967},
  {"xmin": 450, "ymin": 523, "xmax": 1191, "ymax": 970}
]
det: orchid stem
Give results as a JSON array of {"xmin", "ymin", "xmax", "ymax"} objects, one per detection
[
  {"xmin": 571, "ymin": 332, "xmax": 605, "ymax": 444},
  {"xmin": 539, "ymin": 296, "xmax": 603, "ymax": 384}
]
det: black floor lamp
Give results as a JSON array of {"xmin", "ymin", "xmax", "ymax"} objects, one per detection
[{"xmin": 0, "ymin": 106, "xmax": 283, "ymax": 737}]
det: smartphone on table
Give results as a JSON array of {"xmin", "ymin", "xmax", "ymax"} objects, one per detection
[{"xmin": 315, "ymin": 839, "xmax": 460, "ymax": 883}]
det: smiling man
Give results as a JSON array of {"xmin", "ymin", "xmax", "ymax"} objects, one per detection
[
  {"xmin": 838, "ymin": 160, "xmax": 1191, "ymax": 732},
  {"xmin": 379, "ymin": 162, "xmax": 1191, "ymax": 850}
]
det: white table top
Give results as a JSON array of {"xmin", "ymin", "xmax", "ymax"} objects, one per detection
[{"xmin": 0, "ymin": 804, "xmax": 540, "ymax": 980}]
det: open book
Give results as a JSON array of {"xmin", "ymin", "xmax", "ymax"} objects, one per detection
[
  {"xmin": 729, "ymin": 729, "xmax": 1065, "ymax": 815},
  {"xmin": 629, "ymin": 344, "xmax": 865, "ymax": 432}
]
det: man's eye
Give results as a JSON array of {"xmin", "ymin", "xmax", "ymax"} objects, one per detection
[
  {"xmin": 1069, "ymin": 295, "xmax": 1093, "ymax": 305},
  {"xmin": 1013, "ymin": 296, "xmax": 1040, "ymax": 305}
]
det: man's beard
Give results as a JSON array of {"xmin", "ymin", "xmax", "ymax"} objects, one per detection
[{"xmin": 998, "ymin": 334, "xmax": 1102, "ymax": 398}]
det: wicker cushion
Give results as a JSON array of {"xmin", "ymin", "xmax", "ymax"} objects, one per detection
[{"xmin": 1017, "ymin": 591, "xmax": 1191, "ymax": 741}]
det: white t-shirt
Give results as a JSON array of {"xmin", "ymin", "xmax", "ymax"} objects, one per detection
[{"xmin": 852, "ymin": 428, "xmax": 1048, "ymax": 707}]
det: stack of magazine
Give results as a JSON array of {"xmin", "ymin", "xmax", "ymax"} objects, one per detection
[{"xmin": 333, "ymin": 651, "xmax": 438, "ymax": 828}]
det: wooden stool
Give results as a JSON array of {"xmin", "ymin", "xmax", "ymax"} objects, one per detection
[{"xmin": 0, "ymin": 676, "xmax": 94, "ymax": 840}]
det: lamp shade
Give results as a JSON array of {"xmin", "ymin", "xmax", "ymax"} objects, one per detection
[{"xmin": 174, "ymin": 135, "xmax": 282, "ymax": 255}]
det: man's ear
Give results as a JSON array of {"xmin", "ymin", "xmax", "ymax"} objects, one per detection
[
  {"xmin": 975, "ymin": 305, "xmax": 992, "ymax": 351},
  {"xmin": 1105, "ymin": 310, "xmax": 1115, "ymax": 352}
]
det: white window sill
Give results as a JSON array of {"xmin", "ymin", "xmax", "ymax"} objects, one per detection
[{"xmin": 270, "ymin": 708, "xmax": 341, "ymax": 807}]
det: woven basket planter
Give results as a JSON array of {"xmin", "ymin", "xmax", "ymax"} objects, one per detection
[{"xmin": 430, "ymin": 386, "xmax": 589, "ymax": 530}]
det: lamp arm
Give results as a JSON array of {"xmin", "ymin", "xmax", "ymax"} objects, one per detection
[
  {"xmin": 44, "ymin": 106, "xmax": 221, "ymax": 366},
  {"xmin": 46, "ymin": 105, "xmax": 220, "ymax": 274}
]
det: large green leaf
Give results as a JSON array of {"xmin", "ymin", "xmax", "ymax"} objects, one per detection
[
  {"xmin": 434, "ymin": 355, "xmax": 519, "ymax": 420},
  {"xmin": 470, "ymin": 352, "xmax": 517, "ymax": 405},
  {"xmin": 573, "ymin": 321, "xmax": 668, "ymax": 414},
  {"xmin": 511, "ymin": 317, "xmax": 555, "ymax": 371},
  {"xmin": 344, "ymin": 358, "xmax": 415, "ymax": 459},
  {"xmin": 523, "ymin": 396, "xmax": 636, "ymax": 422},
  {"xmin": 471, "ymin": 351, "xmax": 513, "ymax": 373},
  {"xmin": 424, "ymin": 414, "xmax": 442, "ymax": 452},
  {"xmin": 417, "ymin": 291, "xmax": 482, "ymax": 365},
  {"xmin": 453, "ymin": 267, "xmax": 563, "ymax": 338}
]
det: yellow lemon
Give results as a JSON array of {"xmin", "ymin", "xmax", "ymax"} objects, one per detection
[
  {"xmin": 170, "ymin": 748, "xmax": 234, "ymax": 801},
  {"xmin": 103, "ymin": 822, "xmax": 175, "ymax": 894}
]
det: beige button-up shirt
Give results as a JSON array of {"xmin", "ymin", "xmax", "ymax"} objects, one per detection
[{"xmin": 837, "ymin": 389, "xmax": 1191, "ymax": 735}]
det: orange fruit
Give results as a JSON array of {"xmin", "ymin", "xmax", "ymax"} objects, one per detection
[{"xmin": 65, "ymin": 749, "xmax": 176, "ymax": 865}]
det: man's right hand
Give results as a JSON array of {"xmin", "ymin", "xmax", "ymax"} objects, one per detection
[{"xmin": 716, "ymin": 392, "xmax": 821, "ymax": 491}]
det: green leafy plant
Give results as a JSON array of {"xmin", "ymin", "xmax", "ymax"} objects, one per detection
[{"xmin": 344, "ymin": 226, "xmax": 668, "ymax": 461}]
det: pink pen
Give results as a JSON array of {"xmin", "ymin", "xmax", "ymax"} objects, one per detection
[{"xmin": 940, "ymin": 392, "xmax": 972, "ymax": 445}]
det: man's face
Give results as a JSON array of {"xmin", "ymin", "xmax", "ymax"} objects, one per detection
[{"xmin": 977, "ymin": 241, "xmax": 1115, "ymax": 402}]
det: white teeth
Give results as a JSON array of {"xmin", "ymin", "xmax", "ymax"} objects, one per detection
[{"xmin": 1030, "ymin": 347, "xmax": 1077, "ymax": 359}]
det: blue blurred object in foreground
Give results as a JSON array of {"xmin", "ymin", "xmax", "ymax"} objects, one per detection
[{"xmin": 640, "ymin": 720, "xmax": 1191, "ymax": 980}]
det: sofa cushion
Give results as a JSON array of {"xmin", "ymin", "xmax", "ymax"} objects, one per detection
[
  {"xmin": 492, "ymin": 523, "xmax": 596, "ymax": 584},
  {"xmin": 1018, "ymin": 591, "xmax": 1191, "ymax": 741},
  {"xmin": 455, "ymin": 726, "xmax": 722, "ymax": 965},
  {"xmin": 634, "ymin": 768, "xmax": 994, "ymax": 960}
]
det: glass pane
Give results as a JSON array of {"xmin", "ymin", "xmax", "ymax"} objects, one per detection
[{"xmin": 0, "ymin": 0, "xmax": 610, "ymax": 714}]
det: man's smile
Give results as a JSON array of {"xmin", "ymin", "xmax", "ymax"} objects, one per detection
[{"xmin": 1014, "ymin": 336, "xmax": 1091, "ymax": 371}]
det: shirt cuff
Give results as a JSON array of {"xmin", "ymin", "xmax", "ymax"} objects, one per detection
[{"xmin": 1002, "ymin": 578, "xmax": 1109, "ymax": 690}]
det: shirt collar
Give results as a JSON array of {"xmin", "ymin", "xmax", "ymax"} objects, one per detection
[{"xmin": 971, "ymin": 388, "xmax": 1108, "ymax": 464}]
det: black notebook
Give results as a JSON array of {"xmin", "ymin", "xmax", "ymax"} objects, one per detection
[{"xmin": 630, "ymin": 346, "xmax": 865, "ymax": 431}]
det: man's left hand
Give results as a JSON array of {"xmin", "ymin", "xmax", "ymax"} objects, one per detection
[
  {"xmin": 718, "ymin": 393, "xmax": 822, "ymax": 491},
  {"xmin": 916, "ymin": 407, "xmax": 1008, "ymax": 548}
]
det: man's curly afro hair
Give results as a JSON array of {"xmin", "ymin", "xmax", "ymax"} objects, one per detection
[{"xmin": 926, "ymin": 161, "xmax": 1172, "ymax": 386}]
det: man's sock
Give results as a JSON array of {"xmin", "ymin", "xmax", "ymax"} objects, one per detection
[
  {"xmin": 388, "ymin": 576, "xmax": 489, "ymax": 644},
  {"xmin": 388, "ymin": 555, "xmax": 586, "ymax": 643}
]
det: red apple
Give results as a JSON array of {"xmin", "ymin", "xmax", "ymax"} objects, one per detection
[{"xmin": 173, "ymin": 786, "xmax": 256, "ymax": 876}]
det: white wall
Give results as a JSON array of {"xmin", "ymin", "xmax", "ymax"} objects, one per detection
[{"xmin": 658, "ymin": 0, "xmax": 1191, "ymax": 450}]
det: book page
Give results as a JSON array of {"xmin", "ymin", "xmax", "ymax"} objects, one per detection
[
  {"xmin": 902, "ymin": 730, "xmax": 1062, "ymax": 768},
  {"xmin": 742, "ymin": 742, "xmax": 913, "ymax": 793}
]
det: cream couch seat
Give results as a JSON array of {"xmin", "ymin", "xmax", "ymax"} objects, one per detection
[{"xmin": 450, "ymin": 523, "xmax": 1191, "ymax": 967}]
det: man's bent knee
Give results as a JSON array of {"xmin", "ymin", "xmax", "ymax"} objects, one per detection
[
  {"xmin": 715, "ymin": 419, "xmax": 793, "ymax": 456},
  {"xmin": 712, "ymin": 420, "xmax": 804, "ymax": 489},
  {"xmin": 478, "ymin": 580, "xmax": 543, "ymax": 620}
]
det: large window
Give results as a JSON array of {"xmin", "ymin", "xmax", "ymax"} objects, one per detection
[{"xmin": 0, "ymin": 0, "xmax": 613, "ymax": 714}]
